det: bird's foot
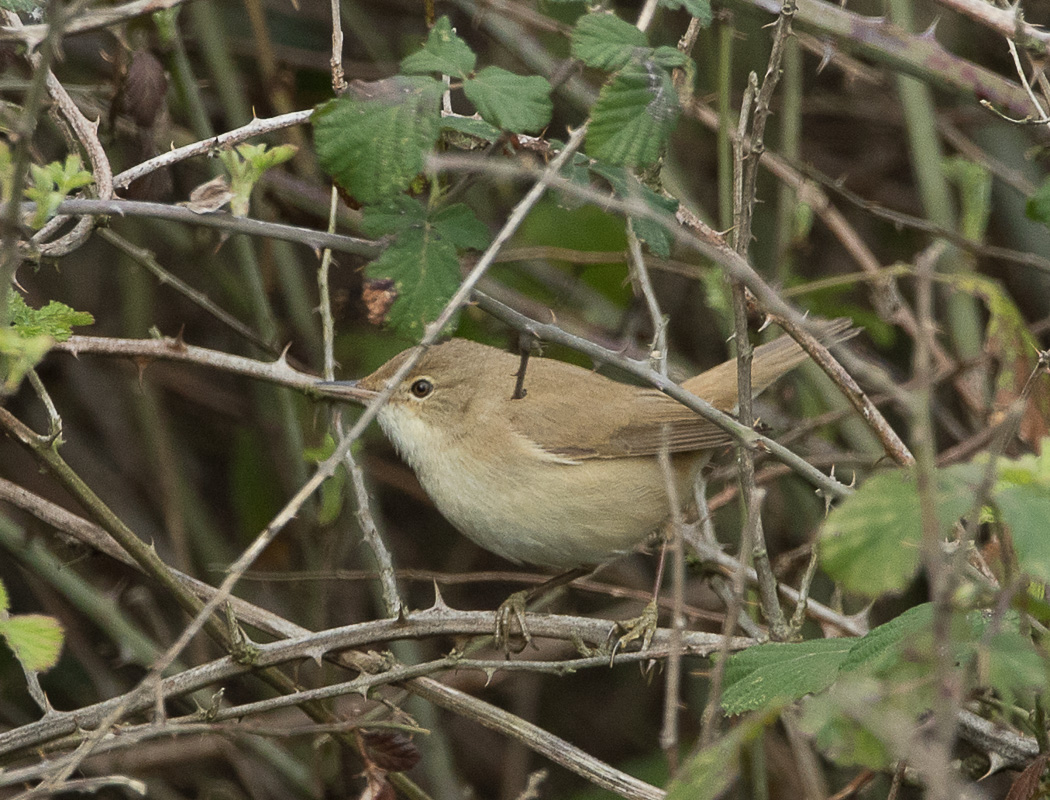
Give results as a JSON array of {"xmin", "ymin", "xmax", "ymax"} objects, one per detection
[
  {"xmin": 494, "ymin": 590, "xmax": 532, "ymax": 653},
  {"xmin": 610, "ymin": 600, "xmax": 659, "ymax": 663}
]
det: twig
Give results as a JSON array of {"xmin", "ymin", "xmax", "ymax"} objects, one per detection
[
  {"xmin": 409, "ymin": 680, "xmax": 665, "ymax": 800},
  {"xmin": 97, "ymin": 228, "xmax": 276, "ymax": 355},
  {"xmin": 345, "ymin": 450, "xmax": 404, "ymax": 618},
  {"xmin": 17, "ymin": 198, "xmax": 378, "ymax": 258},
  {"xmin": 111, "ymin": 111, "xmax": 313, "ymax": 190},
  {"xmin": 0, "ymin": 601, "xmax": 753, "ymax": 759},
  {"xmin": 0, "ymin": 0, "xmax": 192, "ymax": 46},
  {"xmin": 931, "ymin": 0, "xmax": 1050, "ymax": 55}
]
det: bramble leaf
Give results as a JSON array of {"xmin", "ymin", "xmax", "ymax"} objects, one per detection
[
  {"xmin": 819, "ymin": 465, "xmax": 981, "ymax": 596},
  {"xmin": 8, "ymin": 292, "xmax": 94, "ymax": 342},
  {"xmin": 0, "ymin": 613, "xmax": 64, "ymax": 672},
  {"xmin": 587, "ymin": 60, "xmax": 680, "ymax": 167},
  {"xmin": 720, "ymin": 638, "xmax": 853, "ymax": 715},
  {"xmin": 400, "ymin": 16, "xmax": 476, "ymax": 78},
  {"xmin": 659, "ymin": 0, "xmax": 713, "ymax": 25},
  {"xmin": 571, "ymin": 12, "xmax": 648, "ymax": 71},
  {"xmin": 464, "ymin": 67, "xmax": 552, "ymax": 133},
  {"xmin": 313, "ymin": 76, "xmax": 443, "ymax": 204},
  {"xmin": 361, "ymin": 199, "xmax": 488, "ymax": 334}
]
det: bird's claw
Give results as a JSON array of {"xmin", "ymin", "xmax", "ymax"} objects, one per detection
[
  {"xmin": 494, "ymin": 590, "xmax": 532, "ymax": 653},
  {"xmin": 610, "ymin": 600, "xmax": 659, "ymax": 665}
]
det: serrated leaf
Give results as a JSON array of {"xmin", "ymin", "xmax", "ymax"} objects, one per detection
[
  {"xmin": 313, "ymin": 76, "xmax": 443, "ymax": 205},
  {"xmin": 431, "ymin": 203, "xmax": 490, "ymax": 249},
  {"xmin": 360, "ymin": 198, "xmax": 475, "ymax": 334},
  {"xmin": 650, "ymin": 45, "xmax": 690, "ymax": 69},
  {"xmin": 365, "ymin": 227, "xmax": 462, "ymax": 335},
  {"xmin": 587, "ymin": 60, "xmax": 680, "ymax": 168},
  {"xmin": 570, "ymin": 12, "xmax": 649, "ymax": 71},
  {"xmin": 838, "ymin": 603, "xmax": 932, "ymax": 674},
  {"xmin": 360, "ymin": 195, "xmax": 426, "ymax": 238},
  {"xmin": 819, "ymin": 465, "xmax": 982, "ymax": 596},
  {"xmin": 659, "ymin": 0, "xmax": 714, "ymax": 25},
  {"xmin": 463, "ymin": 67, "xmax": 552, "ymax": 133},
  {"xmin": 8, "ymin": 293, "xmax": 94, "ymax": 341},
  {"xmin": 440, "ymin": 115, "xmax": 503, "ymax": 143},
  {"xmin": 721, "ymin": 638, "xmax": 853, "ymax": 715},
  {"xmin": 400, "ymin": 16, "xmax": 476, "ymax": 78},
  {"xmin": 0, "ymin": 613, "xmax": 64, "ymax": 672}
]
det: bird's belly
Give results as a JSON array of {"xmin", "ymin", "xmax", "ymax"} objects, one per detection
[{"xmin": 415, "ymin": 454, "xmax": 700, "ymax": 569}]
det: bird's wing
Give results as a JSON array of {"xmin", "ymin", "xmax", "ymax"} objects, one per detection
[{"xmin": 505, "ymin": 362, "xmax": 730, "ymax": 460}]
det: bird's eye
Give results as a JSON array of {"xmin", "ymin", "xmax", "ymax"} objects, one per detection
[{"xmin": 410, "ymin": 378, "xmax": 433, "ymax": 398}]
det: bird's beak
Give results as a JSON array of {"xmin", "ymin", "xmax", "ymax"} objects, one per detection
[{"xmin": 315, "ymin": 380, "xmax": 381, "ymax": 405}]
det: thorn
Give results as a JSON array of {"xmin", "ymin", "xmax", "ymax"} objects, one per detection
[
  {"xmin": 920, "ymin": 16, "xmax": 940, "ymax": 40},
  {"xmin": 276, "ymin": 342, "xmax": 292, "ymax": 367},
  {"xmin": 757, "ymin": 315, "xmax": 773, "ymax": 333},
  {"xmin": 431, "ymin": 580, "xmax": 448, "ymax": 609},
  {"xmin": 816, "ymin": 40, "xmax": 834, "ymax": 74}
]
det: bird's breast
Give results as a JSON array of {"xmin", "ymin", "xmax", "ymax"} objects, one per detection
[{"xmin": 379, "ymin": 408, "xmax": 700, "ymax": 568}]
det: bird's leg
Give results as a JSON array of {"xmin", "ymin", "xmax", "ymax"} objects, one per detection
[
  {"xmin": 611, "ymin": 539, "xmax": 668, "ymax": 659},
  {"xmin": 495, "ymin": 567, "xmax": 590, "ymax": 652}
]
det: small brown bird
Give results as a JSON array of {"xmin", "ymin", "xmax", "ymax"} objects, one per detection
[{"xmin": 320, "ymin": 323, "xmax": 851, "ymax": 569}]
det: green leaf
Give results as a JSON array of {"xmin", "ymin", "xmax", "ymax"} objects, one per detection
[
  {"xmin": 0, "ymin": 328, "xmax": 52, "ymax": 393},
  {"xmin": 361, "ymin": 198, "xmax": 486, "ymax": 335},
  {"xmin": 799, "ymin": 678, "xmax": 894, "ymax": 769},
  {"xmin": 1026, "ymin": 176, "xmax": 1050, "ymax": 225},
  {"xmin": 302, "ymin": 434, "xmax": 346, "ymax": 525},
  {"xmin": 0, "ymin": 613, "xmax": 64, "ymax": 672},
  {"xmin": 360, "ymin": 194, "xmax": 426, "ymax": 237},
  {"xmin": 9, "ymin": 292, "xmax": 95, "ymax": 341},
  {"xmin": 219, "ymin": 143, "xmax": 298, "ymax": 216},
  {"xmin": 313, "ymin": 76, "xmax": 443, "ymax": 205},
  {"xmin": 721, "ymin": 638, "xmax": 853, "ymax": 715},
  {"xmin": 588, "ymin": 164, "xmax": 678, "ymax": 257},
  {"xmin": 838, "ymin": 603, "xmax": 932, "ymax": 674},
  {"xmin": 0, "ymin": 141, "xmax": 13, "ymax": 203},
  {"xmin": 630, "ymin": 186, "xmax": 678, "ymax": 258},
  {"xmin": 977, "ymin": 630, "xmax": 1046, "ymax": 706},
  {"xmin": 659, "ymin": 0, "xmax": 714, "ymax": 26},
  {"xmin": 431, "ymin": 203, "xmax": 490, "ymax": 249},
  {"xmin": 0, "ymin": 0, "xmax": 43, "ymax": 12},
  {"xmin": 0, "ymin": 578, "xmax": 9, "ymax": 612},
  {"xmin": 650, "ymin": 45, "xmax": 690, "ymax": 69},
  {"xmin": 570, "ymin": 12, "xmax": 649, "ymax": 71},
  {"xmin": 365, "ymin": 228, "xmax": 461, "ymax": 335},
  {"xmin": 819, "ymin": 465, "xmax": 982, "ymax": 596},
  {"xmin": 997, "ymin": 480, "xmax": 1050, "ymax": 583},
  {"xmin": 587, "ymin": 60, "xmax": 680, "ymax": 168},
  {"xmin": 22, "ymin": 154, "xmax": 94, "ymax": 228},
  {"xmin": 400, "ymin": 16, "xmax": 476, "ymax": 78},
  {"xmin": 463, "ymin": 67, "xmax": 552, "ymax": 133},
  {"xmin": 440, "ymin": 115, "xmax": 503, "ymax": 143},
  {"xmin": 666, "ymin": 710, "xmax": 779, "ymax": 800}
]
